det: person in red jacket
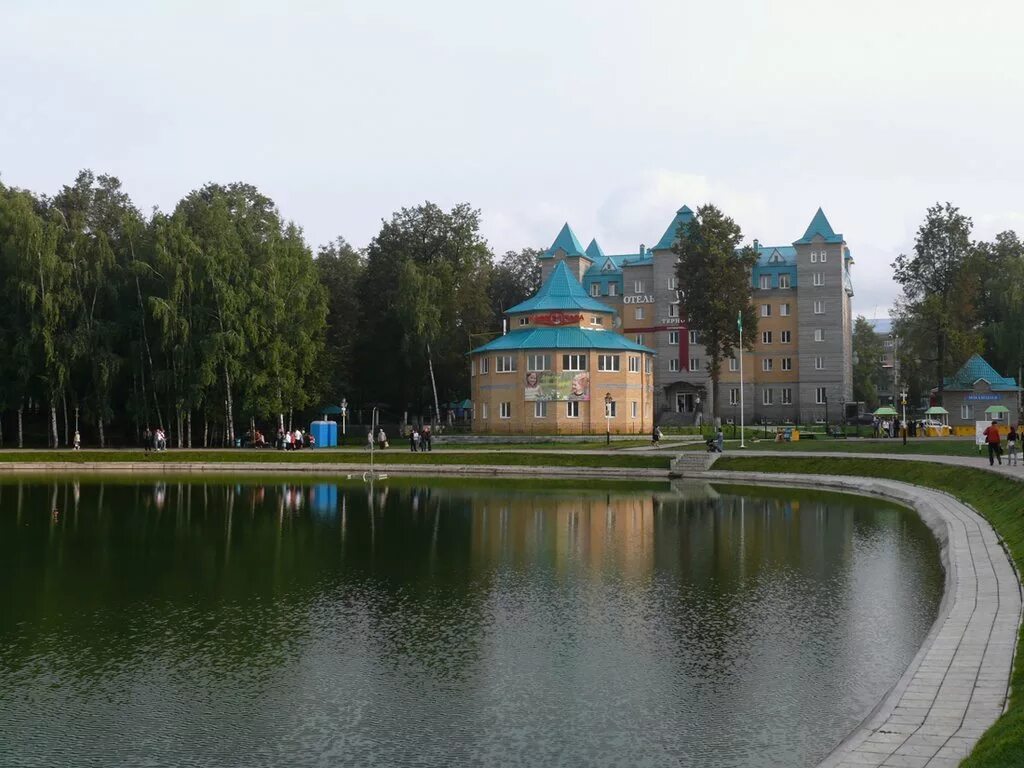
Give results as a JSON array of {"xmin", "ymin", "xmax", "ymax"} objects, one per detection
[{"xmin": 983, "ymin": 420, "xmax": 1003, "ymax": 466}]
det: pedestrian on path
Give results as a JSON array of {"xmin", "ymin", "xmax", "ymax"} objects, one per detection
[
  {"xmin": 1008, "ymin": 424, "xmax": 1019, "ymax": 467},
  {"xmin": 983, "ymin": 420, "xmax": 1003, "ymax": 466},
  {"xmin": 73, "ymin": 430, "xmax": 81, "ymax": 450}
]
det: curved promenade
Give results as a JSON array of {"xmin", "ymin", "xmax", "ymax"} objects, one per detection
[{"xmin": 702, "ymin": 468, "xmax": 1021, "ymax": 768}]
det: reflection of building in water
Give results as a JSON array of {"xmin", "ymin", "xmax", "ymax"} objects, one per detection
[{"xmin": 469, "ymin": 492, "xmax": 656, "ymax": 578}]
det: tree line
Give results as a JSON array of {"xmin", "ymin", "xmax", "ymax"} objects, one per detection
[
  {"xmin": 0, "ymin": 170, "xmax": 541, "ymax": 447},
  {"xmin": 853, "ymin": 202, "xmax": 1024, "ymax": 409}
]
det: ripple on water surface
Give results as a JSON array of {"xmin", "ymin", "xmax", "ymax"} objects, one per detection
[{"xmin": 0, "ymin": 479, "xmax": 943, "ymax": 767}]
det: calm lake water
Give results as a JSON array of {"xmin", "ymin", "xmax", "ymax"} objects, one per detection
[{"xmin": 0, "ymin": 477, "xmax": 943, "ymax": 768}]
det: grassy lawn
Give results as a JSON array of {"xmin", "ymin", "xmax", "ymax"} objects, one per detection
[
  {"xmin": 713, "ymin": 455, "xmax": 1024, "ymax": 767},
  {"xmin": 676, "ymin": 438, "xmax": 980, "ymax": 457},
  {"xmin": 0, "ymin": 449, "xmax": 669, "ymax": 470}
]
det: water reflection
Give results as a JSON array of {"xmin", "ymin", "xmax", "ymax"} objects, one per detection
[{"xmin": 0, "ymin": 478, "xmax": 942, "ymax": 768}]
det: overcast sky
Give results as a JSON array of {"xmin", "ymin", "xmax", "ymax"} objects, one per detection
[{"xmin": 4, "ymin": 0, "xmax": 1024, "ymax": 318}]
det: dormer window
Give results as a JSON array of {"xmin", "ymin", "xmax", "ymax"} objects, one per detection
[
  {"xmin": 810, "ymin": 252, "xmax": 818, "ymax": 263},
  {"xmin": 602, "ymin": 258, "xmax": 616, "ymax": 272}
]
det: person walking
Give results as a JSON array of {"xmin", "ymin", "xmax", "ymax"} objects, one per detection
[
  {"xmin": 143, "ymin": 426, "xmax": 152, "ymax": 453},
  {"xmin": 422, "ymin": 425, "xmax": 432, "ymax": 452},
  {"xmin": 73, "ymin": 430, "xmax": 81, "ymax": 450},
  {"xmin": 1008, "ymin": 424, "xmax": 1019, "ymax": 467},
  {"xmin": 367, "ymin": 429, "xmax": 375, "ymax": 451},
  {"xmin": 377, "ymin": 427, "xmax": 387, "ymax": 450},
  {"xmin": 715, "ymin": 427, "xmax": 724, "ymax": 453},
  {"xmin": 983, "ymin": 420, "xmax": 1004, "ymax": 466},
  {"xmin": 409, "ymin": 428, "xmax": 418, "ymax": 452}
]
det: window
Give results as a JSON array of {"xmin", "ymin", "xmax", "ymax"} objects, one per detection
[
  {"xmin": 605, "ymin": 401, "xmax": 617, "ymax": 417},
  {"xmin": 527, "ymin": 354, "xmax": 550, "ymax": 372},
  {"xmin": 668, "ymin": 276, "xmax": 679, "ymax": 290},
  {"xmin": 762, "ymin": 358, "xmax": 773, "ymax": 372},
  {"xmin": 820, "ymin": 250, "xmax": 827, "ymax": 263},
  {"xmin": 645, "ymin": 357, "xmax": 652, "ymax": 374},
  {"xmin": 669, "ymin": 304, "xmax": 679, "ymax": 317},
  {"xmin": 689, "ymin": 357, "xmax": 701, "ymax": 372},
  {"xmin": 590, "ymin": 283, "xmax": 600, "ymax": 297},
  {"xmin": 779, "ymin": 274, "xmax": 791, "ymax": 289},
  {"xmin": 479, "ymin": 357, "xmax": 489, "ymax": 374},
  {"xmin": 631, "ymin": 401, "xmax": 638, "ymax": 418},
  {"xmin": 500, "ymin": 402, "xmax": 511, "ymax": 419},
  {"xmin": 781, "ymin": 388, "xmax": 793, "ymax": 404},
  {"xmin": 729, "ymin": 358, "xmax": 739, "ymax": 372},
  {"xmin": 762, "ymin": 331, "xmax": 772, "ymax": 344},
  {"xmin": 815, "ymin": 387, "xmax": 827, "ymax": 405},
  {"xmin": 815, "ymin": 356, "xmax": 824, "ymax": 370},
  {"xmin": 669, "ymin": 331, "xmax": 680, "ymax": 345},
  {"xmin": 562, "ymin": 354, "xmax": 587, "ymax": 371},
  {"xmin": 598, "ymin": 354, "xmax": 620, "ymax": 371},
  {"xmin": 481, "ymin": 403, "xmax": 489, "ymax": 419},
  {"xmin": 763, "ymin": 388, "xmax": 773, "ymax": 405},
  {"xmin": 813, "ymin": 272, "xmax": 824, "ymax": 287},
  {"xmin": 781, "ymin": 357, "xmax": 792, "ymax": 371},
  {"xmin": 496, "ymin": 355, "xmax": 516, "ymax": 373},
  {"xmin": 534, "ymin": 401, "xmax": 547, "ymax": 418},
  {"xmin": 608, "ymin": 283, "xmax": 618, "ymax": 296},
  {"xmin": 811, "ymin": 251, "xmax": 818, "ymax": 263},
  {"xmin": 759, "ymin": 275, "xmax": 771, "ymax": 290},
  {"xmin": 518, "ymin": 316, "xmax": 530, "ymax": 326},
  {"xmin": 761, "ymin": 304, "xmax": 772, "ymax": 317},
  {"xmin": 814, "ymin": 329, "xmax": 825, "ymax": 342},
  {"xmin": 781, "ymin": 330, "xmax": 792, "ymax": 343},
  {"xmin": 961, "ymin": 404, "xmax": 974, "ymax": 420},
  {"xmin": 780, "ymin": 303, "xmax": 791, "ymax": 316},
  {"xmin": 688, "ymin": 330, "xmax": 700, "ymax": 344},
  {"xmin": 634, "ymin": 307, "xmax": 645, "ymax": 320},
  {"xmin": 669, "ymin": 359, "xmax": 680, "ymax": 372},
  {"xmin": 814, "ymin": 300, "xmax": 825, "ymax": 314},
  {"xmin": 566, "ymin": 401, "xmax": 580, "ymax": 418},
  {"xmin": 592, "ymin": 316, "xmax": 604, "ymax": 325},
  {"xmin": 729, "ymin": 388, "xmax": 739, "ymax": 405},
  {"xmin": 628, "ymin": 356, "xmax": 640, "ymax": 373},
  {"xmin": 634, "ymin": 280, "xmax": 645, "ymax": 293},
  {"xmin": 635, "ymin": 334, "xmax": 644, "ymax": 346}
]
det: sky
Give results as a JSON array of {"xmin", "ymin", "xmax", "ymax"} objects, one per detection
[{"xmin": 4, "ymin": 0, "xmax": 1024, "ymax": 319}]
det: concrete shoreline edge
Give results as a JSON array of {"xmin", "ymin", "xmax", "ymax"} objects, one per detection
[{"xmin": 700, "ymin": 469, "xmax": 1022, "ymax": 768}]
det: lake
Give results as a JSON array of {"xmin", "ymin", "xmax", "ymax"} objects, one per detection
[{"xmin": 0, "ymin": 477, "xmax": 943, "ymax": 767}]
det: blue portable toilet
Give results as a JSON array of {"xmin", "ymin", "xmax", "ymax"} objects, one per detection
[{"xmin": 309, "ymin": 420, "xmax": 336, "ymax": 448}]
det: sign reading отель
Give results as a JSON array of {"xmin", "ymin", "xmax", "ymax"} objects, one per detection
[{"xmin": 623, "ymin": 295, "xmax": 656, "ymax": 304}]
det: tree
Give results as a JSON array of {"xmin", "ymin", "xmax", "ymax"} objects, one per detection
[
  {"xmin": 316, "ymin": 237, "xmax": 364, "ymax": 407},
  {"xmin": 975, "ymin": 231, "xmax": 1024, "ymax": 380},
  {"xmin": 490, "ymin": 248, "xmax": 542, "ymax": 316},
  {"xmin": 852, "ymin": 316, "xmax": 885, "ymax": 408},
  {"xmin": 354, "ymin": 202, "xmax": 494, "ymax": 418},
  {"xmin": 892, "ymin": 203, "xmax": 982, "ymax": 401},
  {"xmin": 672, "ymin": 204, "xmax": 758, "ymax": 420}
]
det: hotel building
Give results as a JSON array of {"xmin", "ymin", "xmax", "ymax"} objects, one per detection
[{"xmin": 539, "ymin": 206, "xmax": 854, "ymax": 425}]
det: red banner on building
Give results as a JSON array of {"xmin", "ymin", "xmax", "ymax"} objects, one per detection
[{"xmin": 532, "ymin": 312, "xmax": 583, "ymax": 326}]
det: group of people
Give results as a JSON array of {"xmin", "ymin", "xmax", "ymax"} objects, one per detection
[
  {"xmin": 277, "ymin": 428, "xmax": 314, "ymax": 450},
  {"xmin": 872, "ymin": 419, "xmax": 931, "ymax": 439},
  {"xmin": 142, "ymin": 427, "xmax": 168, "ymax": 451},
  {"xmin": 409, "ymin": 425, "xmax": 432, "ymax": 452},
  {"xmin": 367, "ymin": 427, "xmax": 389, "ymax": 450},
  {"xmin": 983, "ymin": 421, "xmax": 1020, "ymax": 467}
]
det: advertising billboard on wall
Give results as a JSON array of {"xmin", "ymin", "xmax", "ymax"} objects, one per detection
[{"xmin": 524, "ymin": 371, "xmax": 590, "ymax": 401}]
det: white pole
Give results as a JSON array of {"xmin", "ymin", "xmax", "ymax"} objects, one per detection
[{"xmin": 739, "ymin": 325, "xmax": 745, "ymax": 449}]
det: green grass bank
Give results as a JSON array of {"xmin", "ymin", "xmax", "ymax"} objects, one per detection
[
  {"xmin": 0, "ymin": 449, "xmax": 669, "ymax": 471},
  {"xmin": 713, "ymin": 455, "xmax": 1023, "ymax": 768}
]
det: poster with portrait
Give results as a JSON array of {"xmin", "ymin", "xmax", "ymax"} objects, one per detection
[{"xmin": 524, "ymin": 371, "xmax": 590, "ymax": 401}]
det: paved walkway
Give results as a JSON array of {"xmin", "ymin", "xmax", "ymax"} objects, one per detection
[
  {"xmin": 703, "ymin": 469, "xmax": 1021, "ymax": 768},
  {"xmin": 733, "ymin": 449, "xmax": 1024, "ymax": 482}
]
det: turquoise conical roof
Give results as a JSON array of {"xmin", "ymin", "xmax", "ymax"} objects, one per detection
[
  {"xmin": 505, "ymin": 260, "xmax": 613, "ymax": 315},
  {"xmin": 543, "ymin": 222, "xmax": 587, "ymax": 258},
  {"xmin": 585, "ymin": 238, "xmax": 605, "ymax": 260},
  {"xmin": 652, "ymin": 205, "xmax": 694, "ymax": 251},
  {"xmin": 942, "ymin": 354, "xmax": 1020, "ymax": 392},
  {"xmin": 794, "ymin": 207, "xmax": 844, "ymax": 244}
]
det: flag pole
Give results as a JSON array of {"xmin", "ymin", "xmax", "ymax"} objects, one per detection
[{"xmin": 739, "ymin": 310, "xmax": 745, "ymax": 449}]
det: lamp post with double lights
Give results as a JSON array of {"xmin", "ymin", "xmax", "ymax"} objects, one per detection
[{"xmin": 604, "ymin": 392, "xmax": 613, "ymax": 446}]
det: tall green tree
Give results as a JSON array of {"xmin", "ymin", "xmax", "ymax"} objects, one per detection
[
  {"xmin": 672, "ymin": 204, "xmax": 758, "ymax": 420},
  {"xmin": 852, "ymin": 316, "xmax": 885, "ymax": 408},
  {"xmin": 489, "ymin": 247, "xmax": 542, "ymax": 316},
  {"xmin": 354, "ymin": 202, "xmax": 493, "ymax": 418},
  {"xmin": 892, "ymin": 203, "xmax": 982, "ymax": 401},
  {"xmin": 316, "ymin": 237, "xmax": 364, "ymax": 407}
]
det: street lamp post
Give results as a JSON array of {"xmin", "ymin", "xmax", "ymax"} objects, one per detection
[
  {"xmin": 604, "ymin": 392, "xmax": 613, "ymax": 446},
  {"xmin": 340, "ymin": 398, "xmax": 348, "ymax": 440},
  {"xmin": 824, "ymin": 393, "xmax": 829, "ymax": 434},
  {"xmin": 840, "ymin": 397, "xmax": 845, "ymax": 438}
]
